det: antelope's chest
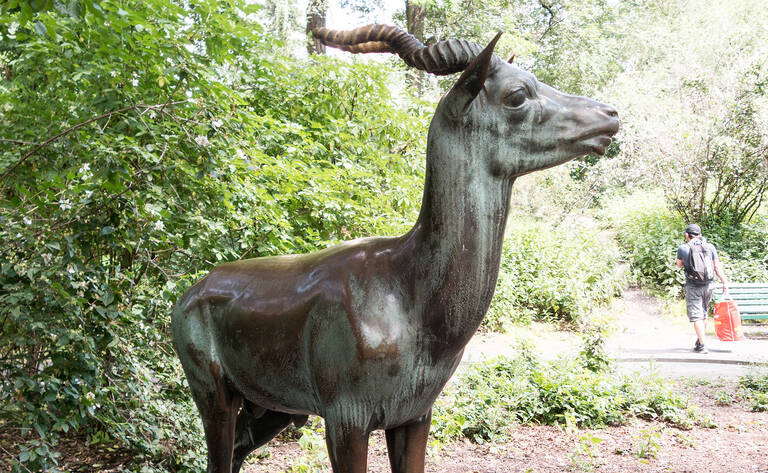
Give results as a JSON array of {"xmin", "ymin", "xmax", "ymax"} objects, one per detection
[{"xmin": 318, "ymin": 344, "xmax": 463, "ymax": 430}]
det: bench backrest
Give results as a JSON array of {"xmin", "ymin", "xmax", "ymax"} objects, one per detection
[{"xmin": 713, "ymin": 283, "xmax": 768, "ymax": 320}]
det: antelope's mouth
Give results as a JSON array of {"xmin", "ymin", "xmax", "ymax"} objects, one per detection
[
  {"xmin": 582, "ymin": 134, "xmax": 614, "ymax": 155},
  {"xmin": 575, "ymin": 123, "xmax": 619, "ymax": 156}
]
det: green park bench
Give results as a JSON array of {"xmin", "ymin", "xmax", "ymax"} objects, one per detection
[{"xmin": 713, "ymin": 283, "xmax": 768, "ymax": 320}]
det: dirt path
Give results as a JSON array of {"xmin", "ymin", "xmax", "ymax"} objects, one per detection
[
  {"xmin": 244, "ymin": 383, "xmax": 768, "ymax": 473},
  {"xmin": 610, "ymin": 288, "xmax": 768, "ymax": 378}
]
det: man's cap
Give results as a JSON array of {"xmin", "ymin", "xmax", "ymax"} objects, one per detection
[{"xmin": 685, "ymin": 223, "xmax": 701, "ymax": 235}]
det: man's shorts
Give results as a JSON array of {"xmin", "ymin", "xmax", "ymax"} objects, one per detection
[{"xmin": 685, "ymin": 283, "xmax": 713, "ymax": 322}]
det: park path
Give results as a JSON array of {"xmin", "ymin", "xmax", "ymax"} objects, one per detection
[{"xmin": 462, "ymin": 288, "xmax": 768, "ymax": 378}]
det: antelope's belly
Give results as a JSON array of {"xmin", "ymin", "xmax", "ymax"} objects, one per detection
[{"xmin": 316, "ymin": 349, "xmax": 464, "ymax": 430}]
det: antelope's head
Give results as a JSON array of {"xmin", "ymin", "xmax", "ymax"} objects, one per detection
[{"xmin": 313, "ymin": 25, "xmax": 619, "ymax": 178}]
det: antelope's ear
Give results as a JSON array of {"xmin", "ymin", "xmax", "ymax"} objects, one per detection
[{"xmin": 448, "ymin": 31, "xmax": 502, "ymax": 117}]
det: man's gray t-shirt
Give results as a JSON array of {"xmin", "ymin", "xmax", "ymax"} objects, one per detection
[{"xmin": 677, "ymin": 239, "xmax": 718, "ymax": 286}]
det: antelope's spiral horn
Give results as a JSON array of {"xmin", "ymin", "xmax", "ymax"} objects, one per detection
[{"xmin": 312, "ymin": 24, "xmax": 495, "ymax": 76}]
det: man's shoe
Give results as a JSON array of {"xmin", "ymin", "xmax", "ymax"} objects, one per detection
[{"xmin": 693, "ymin": 341, "xmax": 709, "ymax": 354}]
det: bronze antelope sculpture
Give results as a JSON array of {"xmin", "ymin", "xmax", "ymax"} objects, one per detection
[{"xmin": 172, "ymin": 24, "xmax": 619, "ymax": 473}]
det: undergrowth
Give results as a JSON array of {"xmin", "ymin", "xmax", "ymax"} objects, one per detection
[
  {"xmin": 739, "ymin": 371, "xmax": 768, "ymax": 412},
  {"xmin": 430, "ymin": 343, "xmax": 700, "ymax": 447},
  {"xmin": 485, "ymin": 217, "xmax": 624, "ymax": 329},
  {"xmin": 601, "ymin": 190, "xmax": 768, "ymax": 297},
  {"xmin": 265, "ymin": 335, "xmax": 705, "ymax": 472}
]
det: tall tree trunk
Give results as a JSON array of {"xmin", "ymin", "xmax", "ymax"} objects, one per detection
[
  {"xmin": 405, "ymin": 0, "xmax": 427, "ymax": 93},
  {"xmin": 405, "ymin": 0, "xmax": 426, "ymax": 42},
  {"xmin": 306, "ymin": 0, "xmax": 327, "ymax": 55}
]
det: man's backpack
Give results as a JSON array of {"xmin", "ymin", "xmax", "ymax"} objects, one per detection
[{"xmin": 686, "ymin": 240, "xmax": 715, "ymax": 283}]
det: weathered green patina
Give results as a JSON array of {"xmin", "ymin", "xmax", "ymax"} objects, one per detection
[{"xmin": 172, "ymin": 24, "xmax": 619, "ymax": 473}]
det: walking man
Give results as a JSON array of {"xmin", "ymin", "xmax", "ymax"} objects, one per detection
[{"xmin": 675, "ymin": 224, "xmax": 728, "ymax": 353}]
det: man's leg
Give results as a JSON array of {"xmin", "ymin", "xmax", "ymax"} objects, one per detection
[
  {"xmin": 693, "ymin": 319, "xmax": 706, "ymax": 345},
  {"xmin": 685, "ymin": 284, "xmax": 708, "ymax": 351}
]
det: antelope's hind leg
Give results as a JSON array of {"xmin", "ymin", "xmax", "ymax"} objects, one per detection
[
  {"xmin": 385, "ymin": 410, "xmax": 432, "ymax": 473},
  {"xmin": 231, "ymin": 402, "xmax": 292, "ymax": 473},
  {"xmin": 175, "ymin": 307, "xmax": 243, "ymax": 472},
  {"xmin": 183, "ymin": 359, "xmax": 242, "ymax": 473}
]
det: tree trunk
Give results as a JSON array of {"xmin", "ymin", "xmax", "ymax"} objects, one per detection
[
  {"xmin": 306, "ymin": 0, "xmax": 327, "ymax": 55},
  {"xmin": 405, "ymin": 0, "xmax": 427, "ymax": 93},
  {"xmin": 405, "ymin": 0, "xmax": 426, "ymax": 42}
]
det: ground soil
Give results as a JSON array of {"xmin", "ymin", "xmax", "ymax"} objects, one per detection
[{"xmin": 244, "ymin": 383, "xmax": 768, "ymax": 473}]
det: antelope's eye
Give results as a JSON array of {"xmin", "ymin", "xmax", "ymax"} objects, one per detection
[{"xmin": 503, "ymin": 88, "xmax": 528, "ymax": 108}]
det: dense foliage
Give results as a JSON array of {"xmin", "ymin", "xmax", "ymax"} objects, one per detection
[
  {"xmin": 0, "ymin": 2, "xmax": 427, "ymax": 470},
  {"xmin": 602, "ymin": 190, "xmax": 768, "ymax": 295},
  {"xmin": 484, "ymin": 216, "xmax": 623, "ymax": 329},
  {"xmin": 430, "ymin": 344, "xmax": 700, "ymax": 446}
]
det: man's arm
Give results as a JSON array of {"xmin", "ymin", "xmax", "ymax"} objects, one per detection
[
  {"xmin": 676, "ymin": 258, "xmax": 683, "ymax": 268},
  {"xmin": 714, "ymin": 259, "xmax": 728, "ymax": 292}
]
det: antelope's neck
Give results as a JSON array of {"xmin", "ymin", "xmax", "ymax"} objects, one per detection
[{"xmin": 405, "ymin": 139, "xmax": 513, "ymax": 350}]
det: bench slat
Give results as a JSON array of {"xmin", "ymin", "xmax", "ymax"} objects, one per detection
[
  {"xmin": 713, "ymin": 290, "xmax": 768, "ymax": 296},
  {"xmin": 714, "ymin": 287, "xmax": 768, "ymax": 292},
  {"xmin": 722, "ymin": 283, "xmax": 768, "ymax": 288},
  {"xmin": 694, "ymin": 282, "xmax": 768, "ymax": 319},
  {"xmin": 737, "ymin": 306, "xmax": 768, "ymax": 313}
]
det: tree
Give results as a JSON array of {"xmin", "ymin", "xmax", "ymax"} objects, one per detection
[
  {"xmin": 593, "ymin": 0, "xmax": 768, "ymax": 224},
  {"xmin": 405, "ymin": 0, "xmax": 426, "ymax": 42},
  {"xmin": 306, "ymin": 0, "xmax": 327, "ymax": 54},
  {"xmin": 667, "ymin": 64, "xmax": 768, "ymax": 225}
]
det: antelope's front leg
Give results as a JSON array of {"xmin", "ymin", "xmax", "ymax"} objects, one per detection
[
  {"xmin": 385, "ymin": 410, "xmax": 432, "ymax": 473},
  {"xmin": 324, "ymin": 420, "xmax": 370, "ymax": 473}
]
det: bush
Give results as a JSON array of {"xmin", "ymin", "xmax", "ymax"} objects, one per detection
[
  {"xmin": 601, "ymin": 190, "xmax": 685, "ymax": 293},
  {"xmin": 0, "ymin": 3, "xmax": 427, "ymax": 471},
  {"xmin": 484, "ymin": 217, "xmax": 623, "ymax": 329},
  {"xmin": 602, "ymin": 190, "xmax": 768, "ymax": 295},
  {"xmin": 431, "ymin": 345, "xmax": 699, "ymax": 446},
  {"xmin": 705, "ymin": 218, "xmax": 768, "ymax": 283}
]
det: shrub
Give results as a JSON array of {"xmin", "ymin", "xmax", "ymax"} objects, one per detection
[
  {"xmin": 0, "ymin": 3, "xmax": 427, "ymax": 471},
  {"xmin": 705, "ymin": 218, "xmax": 768, "ymax": 283},
  {"xmin": 431, "ymin": 344, "xmax": 698, "ymax": 445},
  {"xmin": 600, "ymin": 190, "xmax": 685, "ymax": 293},
  {"xmin": 484, "ymin": 217, "xmax": 623, "ymax": 329},
  {"xmin": 602, "ymin": 190, "xmax": 768, "ymax": 294}
]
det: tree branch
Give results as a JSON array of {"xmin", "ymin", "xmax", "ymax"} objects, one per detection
[
  {"xmin": 0, "ymin": 138, "xmax": 40, "ymax": 146},
  {"xmin": 0, "ymin": 101, "xmax": 187, "ymax": 185}
]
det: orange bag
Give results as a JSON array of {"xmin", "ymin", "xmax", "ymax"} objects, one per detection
[{"xmin": 713, "ymin": 296, "xmax": 745, "ymax": 342}]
